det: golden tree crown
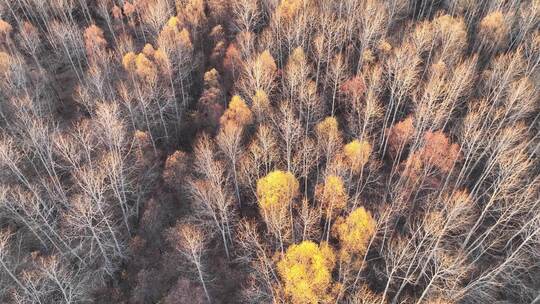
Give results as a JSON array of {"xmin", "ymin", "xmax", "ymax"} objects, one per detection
[
  {"xmin": 343, "ymin": 140, "xmax": 372, "ymax": 172},
  {"xmin": 277, "ymin": 240, "xmax": 336, "ymax": 304},
  {"xmin": 335, "ymin": 207, "xmax": 376, "ymax": 258},
  {"xmin": 257, "ymin": 170, "xmax": 299, "ymax": 212}
]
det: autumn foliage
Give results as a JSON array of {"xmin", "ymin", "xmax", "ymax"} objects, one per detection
[
  {"xmin": 0, "ymin": 1, "xmax": 538, "ymax": 304},
  {"xmin": 277, "ymin": 241, "xmax": 336, "ymax": 304}
]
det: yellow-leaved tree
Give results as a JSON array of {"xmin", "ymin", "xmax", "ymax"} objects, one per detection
[
  {"xmin": 343, "ymin": 140, "xmax": 372, "ymax": 174},
  {"xmin": 334, "ymin": 207, "xmax": 376, "ymax": 261},
  {"xmin": 331, "ymin": 207, "xmax": 376, "ymax": 302},
  {"xmin": 217, "ymin": 95, "xmax": 253, "ymax": 207},
  {"xmin": 343, "ymin": 140, "xmax": 372, "ymax": 208},
  {"xmin": 219, "ymin": 95, "xmax": 253, "ymax": 130},
  {"xmin": 277, "ymin": 240, "xmax": 337, "ymax": 304},
  {"xmin": 318, "ymin": 175, "xmax": 348, "ymax": 241},
  {"xmin": 316, "ymin": 116, "xmax": 343, "ymax": 170},
  {"xmin": 252, "ymin": 89, "xmax": 270, "ymax": 121},
  {"xmin": 257, "ymin": 170, "xmax": 299, "ymax": 251}
]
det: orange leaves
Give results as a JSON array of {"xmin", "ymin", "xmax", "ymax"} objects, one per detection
[
  {"xmin": 84, "ymin": 25, "xmax": 107, "ymax": 59},
  {"xmin": 277, "ymin": 0, "xmax": 305, "ymax": 21},
  {"xmin": 387, "ymin": 116, "xmax": 415, "ymax": 159},
  {"xmin": 0, "ymin": 51, "xmax": 11, "ymax": 75},
  {"xmin": 402, "ymin": 129, "xmax": 461, "ymax": 185},
  {"xmin": 0, "ymin": 19, "xmax": 12, "ymax": 43},
  {"xmin": 219, "ymin": 95, "xmax": 253, "ymax": 130},
  {"xmin": 163, "ymin": 150, "xmax": 189, "ymax": 188},
  {"xmin": 135, "ymin": 52, "xmax": 158, "ymax": 83},
  {"xmin": 277, "ymin": 241, "xmax": 336, "ymax": 304},
  {"xmin": 223, "ymin": 43, "xmax": 241, "ymax": 77},
  {"xmin": 123, "ymin": 2, "xmax": 136, "ymax": 17},
  {"xmin": 419, "ymin": 130, "xmax": 460, "ymax": 173},
  {"xmin": 340, "ymin": 76, "xmax": 366, "ymax": 98},
  {"xmin": 122, "ymin": 44, "xmax": 171, "ymax": 84},
  {"xmin": 112, "ymin": 5, "xmax": 123, "ymax": 20}
]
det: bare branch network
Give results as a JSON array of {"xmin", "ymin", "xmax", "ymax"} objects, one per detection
[{"xmin": 0, "ymin": 0, "xmax": 538, "ymax": 303}]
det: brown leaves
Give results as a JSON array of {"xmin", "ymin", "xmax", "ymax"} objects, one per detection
[
  {"xmin": 387, "ymin": 116, "xmax": 415, "ymax": 159},
  {"xmin": 478, "ymin": 11, "xmax": 509, "ymax": 51},
  {"xmin": 84, "ymin": 24, "xmax": 107, "ymax": 59},
  {"xmin": 419, "ymin": 130, "xmax": 461, "ymax": 173},
  {"xmin": 340, "ymin": 76, "xmax": 366, "ymax": 98},
  {"xmin": 163, "ymin": 150, "xmax": 189, "ymax": 189}
]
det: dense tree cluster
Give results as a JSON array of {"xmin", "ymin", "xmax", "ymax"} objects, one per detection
[{"xmin": 0, "ymin": 0, "xmax": 538, "ymax": 303}]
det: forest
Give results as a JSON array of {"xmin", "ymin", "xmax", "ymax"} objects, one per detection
[{"xmin": 0, "ymin": 0, "xmax": 538, "ymax": 303}]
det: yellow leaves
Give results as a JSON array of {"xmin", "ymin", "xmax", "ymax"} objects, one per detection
[
  {"xmin": 167, "ymin": 16, "xmax": 179, "ymax": 28},
  {"xmin": 319, "ymin": 175, "xmax": 348, "ymax": 213},
  {"xmin": 277, "ymin": 241, "xmax": 336, "ymax": 304},
  {"xmin": 449, "ymin": 189, "xmax": 470, "ymax": 208},
  {"xmin": 158, "ymin": 19, "xmax": 193, "ymax": 56},
  {"xmin": 334, "ymin": 207, "xmax": 376, "ymax": 259},
  {"xmin": 343, "ymin": 140, "xmax": 371, "ymax": 173},
  {"xmin": 277, "ymin": 0, "xmax": 304, "ymax": 21},
  {"xmin": 288, "ymin": 47, "xmax": 306, "ymax": 67},
  {"xmin": 178, "ymin": 28, "xmax": 192, "ymax": 49},
  {"xmin": 257, "ymin": 170, "xmax": 299, "ymax": 212},
  {"xmin": 153, "ymin": 49, "xmax": 170, "ymax": 72},
  {"xmin": 142, "ymin": 43, "xmax": 155, "ymax": 57},
  {"xmin": 433, "ymin": 14, "xmax": 467, "ymax": 58},
  {"xmin": 316, "ymin": 116, "xmax": 343, "ymax": 160},
  {"xmin": 316, "ymin": 116, "xmax": 340, "ymax": 141},
  {"xmin": 122, "ymin": 52, "xmax": 137, "ymax": 71},
  {"xmin": 434, "ymin": 14, "xmax": 467, "ymax": 41},
  {"xmin": 135, "ymin": 53, "xmax": 158, "ymax": 83},
  {"xmin": 257, "ymin": 50, "xmax": 277, "ymax": 77},
  {"xmin": 252, "ymin": 90, "xmax": 270, "ymax": 118},
  {"xmin": 220, "ymin": 95, "xmax": 253, "ymax": 130},
  {"xmin": 478, "ymin": 11, "xmax": 509, "ymax": 52},
  {"xmin": 377, "ymin": 39, "xmax": 392, "ymax": 55},
  {"xmin": 245, "ymin": 50, "xmax": 278, "ymax": 94},
  {"xmin": 123, "ymin": 44, "xmax": 172, "ymax": 83}
]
